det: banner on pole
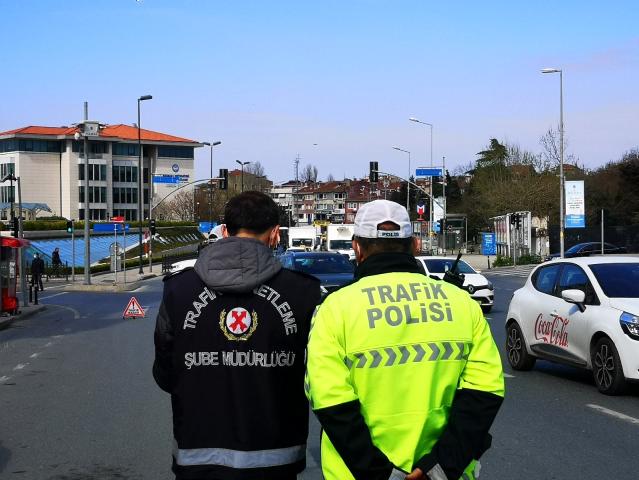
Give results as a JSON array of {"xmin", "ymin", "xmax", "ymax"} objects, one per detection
[
  {"xmin": 565, "ymin": 180, "xmax": 585, "ymax": 228},
  {"xmin": 123, "ymin": 297, "xmax": 145, "ymax": 319}
]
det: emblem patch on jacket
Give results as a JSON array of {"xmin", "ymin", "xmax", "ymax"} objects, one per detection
[{"xmin": 220, "ymin": 307, "xmax": 258, "ymax": 341}]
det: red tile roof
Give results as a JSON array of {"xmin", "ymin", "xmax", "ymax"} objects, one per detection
[{"xmin": 0, "ymin": 124, "xmax": 199, "ymax": 144}]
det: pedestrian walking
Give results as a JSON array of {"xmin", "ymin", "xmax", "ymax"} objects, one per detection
[
  {"xmin": 51, "ymin": 247, "xmax": 61, "ymax": 278},
  {"xmin": 30, "ymin": 253, "xmax": 45, "ymax": 291},
  {"xmin": 306, "ymin": 200, "xmax": 505, "ymax": 480},
  {"xmin": 153, "ymin": 191, "xmax": 321, "ymax": 480}
]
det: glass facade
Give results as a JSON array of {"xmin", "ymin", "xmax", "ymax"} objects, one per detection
[
  {"xmin": 0, "ymin": 186, "xmax": 15, "ymax": 203},
  {"xmin": 112, "ymin": 187, "xmax": 138, "ymax": 204},
  {"xmin": 79, "ymin": 186, "xmax": 107, "ymax": 203},
  {"xmin": 112, "ymin": 143, "xmax": 140, "ymax": 156},
  {"xmin": 157, "ymin": 146, "xmax": 194, "ymax": 158},
  {"xmin": 0, "ymin": 163, "xmax": 15, "ymax": 178},
  {"xmin": 112, "ymin": 208, "xmax": 138, "ymax": 221},
  {"xmin": 0, "ymin": 139, "xmax": 63, "ymax": 153},
  {"xmin": 72, "ymin": 141, "xmax": 109, "ymax": 154}
]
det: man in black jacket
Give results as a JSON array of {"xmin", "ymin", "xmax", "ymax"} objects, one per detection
[
  {"xmin": 153, "ymin": 191, "xmax": 321, "ymax": 480},
  {"xmin": 30, "ymin": 253, "xmax": 45, "ymax": 291}
]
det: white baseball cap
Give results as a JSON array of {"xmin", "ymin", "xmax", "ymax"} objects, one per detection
[{"xmin": 354, "ymin": 200, "xmax": 413, "ymax": 239}]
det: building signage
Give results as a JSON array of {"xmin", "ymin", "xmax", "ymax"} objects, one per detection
[
  {"xmin": 172, "ymin": 164, "xmax": 179, "ymax": 173},
  {"xmin": 565, "ymin": 180, "xmax": 585, "ymax": 228},
  {"xmin": 481, "ymin": 232, "xmax": 497, "ymax": 256},
  {"xmin": 415, "ymin": 167, "xmax": 443, "ymax": 177},
  {"xmin": 153, "ymin": 174, "xmax": 180, "ymax": 184}
]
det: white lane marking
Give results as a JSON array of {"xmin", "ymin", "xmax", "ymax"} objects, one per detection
[
  {"xmin": 504, "ymin": 373, "xmax": 515, "ymax": 378},
  {"xmin": 587, "ymin": 404, "xmax": 639, "ymax": 426},
  {"xmin": 29, "ymin": 353, "xmax": 40, "ymax": 358},
  {"xmin": 0, "ymin": 375, "xmax": 11, "ymax": 382},
  {"xmin": 52, "ymin": 335, "xmax": 64, "ymax": 339},
  {"xmin": 13, "ymin": 363, "xmax": 28, "ymax": 370},
  {"xmin": 44, "ymin": 342, "xmax": 54, "ymax": 347},
  {"xmin": 49, "ymin": 304, "xmax": 81, "ymax": 320},
  {"xmin": 40, "ymin": 292, "xmax": 68, "ymax": 300}
]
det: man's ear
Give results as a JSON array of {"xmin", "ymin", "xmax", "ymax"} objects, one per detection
[
  {"xmin": 221, "ymin": 224, "xmax": 229, "ymax": 238},
  {"xmin": 269, "ymin": 225, "xmax": 281, "ymax": 248},
  {"xmin": 352, "ymin": 238, "xmax": 364, "ymax": 264}
]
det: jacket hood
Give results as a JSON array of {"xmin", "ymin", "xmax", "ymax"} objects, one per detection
[{"xmin": 194, "ymin": 236, "xmax": 282, "ymax": 294}]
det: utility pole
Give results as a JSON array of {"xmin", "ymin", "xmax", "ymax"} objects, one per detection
[
  {"xmin": 294, "ymin": 155, "xmax": 300, "ymax": 226},
  {"xmin": 83, "ymin": 102, "xmax": 91, "ymax": 285}
]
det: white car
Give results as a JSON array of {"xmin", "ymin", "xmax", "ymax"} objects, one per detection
[
  {"xmin": 505, "ymin": 257, "xmax": 639, "ymax": 395},
  {"xmin": 169, "ymin": 258, "xmax": 197, "ymax": 273},
  {"xmin": 415, "ymin": 256, "xmax": 494, "ymax": 313}
]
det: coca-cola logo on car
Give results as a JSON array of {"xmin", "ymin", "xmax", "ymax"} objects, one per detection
[{"xmin": 534, "ymin": 313, "xmax": 569, "ymax": 347}]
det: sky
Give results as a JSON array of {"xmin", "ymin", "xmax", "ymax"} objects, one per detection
[{"xmin": 1, "ymin": 0, "xmax": 638, "ymax": 183}]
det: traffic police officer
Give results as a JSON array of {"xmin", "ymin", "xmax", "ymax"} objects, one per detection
[
  {"xmin": 154, "ymin": 191, "xmax": 321, "ymax": 480},
  {"xmin": 306, "ymin": 200, "xmax": 504, "ymax": 480}
]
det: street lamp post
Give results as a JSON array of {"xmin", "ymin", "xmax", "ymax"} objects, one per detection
[
  {"xmin": 137, "ymin": 94, "xmax": 152, "ymax": 275},
  {"xmin": 202, "ymin": 141, "xmax": 221, "ymax": 226},
  {"xmin": 541, "ymin": 68, "xmax": 564, "ymax": 258},
  {"xmin": 392, "ymin": 146, "xmax": 411, "ymax": 212},
  {"xmin": 409, "ymin": 117, "xmax": 434, "ymax": 252},
  {"xmin": 236, "ymin": 160, "xmax": 250, "ymax": 192}
]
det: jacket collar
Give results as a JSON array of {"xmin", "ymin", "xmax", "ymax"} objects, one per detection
[{"xmin": 354, "ymin": 252, "xmax": 422, "ymax": 281}]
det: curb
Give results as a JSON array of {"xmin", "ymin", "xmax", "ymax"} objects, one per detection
[{"xmin": 0, "ymin": 305, "xmax": 47, "ymax": 331}]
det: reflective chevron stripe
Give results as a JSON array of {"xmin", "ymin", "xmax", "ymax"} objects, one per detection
[{"xmin": 347, "ymin": 342, "xmax": 471, "ymax": 368}]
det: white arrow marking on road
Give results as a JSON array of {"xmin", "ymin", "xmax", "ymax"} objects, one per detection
[
  {"xmin": 13, "ymin": 363, "xmax": 28, "ymax": 370},
  {"xmin": 29, "ymin": 352, "xmax": 40, "ymax": 358},
  {"xmin": 503, "ymin": 373, "xmax": 515, "ymax": 378},
  {"xmin": 0, "ymin": 375, "xmax": 11, "ymax": 383},
  {"xmin": 44, "ymin": 342, "xmax": 53, "ymax": 347},
  {"xmin": 587, "ymin": 404, "xmax": 639, "ymax": 426}
]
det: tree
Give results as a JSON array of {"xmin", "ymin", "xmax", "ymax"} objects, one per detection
[
  {"xmin": 154, "ymin": 190, "xmax": 196, "ymax": 221},
  {"xmin": 539, "ymin": 127, "xmax": 579, "ymax": 172},
  {"xmin": 326, "ymin": 173, "xmax": 335, "ymax": 182},
  {"xmin": 300, "ymin": 164, "xmax": 318, "ymax": 183},
  {"xmin": 245, "ymin": 161, "xmax": 265, "ymax": 177}
]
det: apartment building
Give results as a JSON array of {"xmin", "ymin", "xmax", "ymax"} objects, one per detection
[{"xmin": 0, "ymin": 124, "xmax": 201, "ymax": 221}]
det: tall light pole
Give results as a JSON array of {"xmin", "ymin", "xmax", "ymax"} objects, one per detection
[
  {"xmin": 236, "ymin": 160, "xmax": 250, "ymax": 192},
  {"xmin": 409, "ymin": 117, "xmax": 434, "ymax": 251},
  {"xmin": 202, "ymin": 141, "xmax": 221, "ymax": 225},
  {"xmin": 541, "ymin": 68, "xmax": 564, "ymax": 258},
  {"xmin": 392, "ymin": 146, "xmax": 411, "ymax": 212},
  {"xmin": 137, "ymin": 94, "xmax": 152, "ymax": 275}
]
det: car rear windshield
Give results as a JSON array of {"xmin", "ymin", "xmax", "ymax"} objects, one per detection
[
  {"xmin": 293, "ymin": 255, "xmax": 354, "ymax": 274},
  {"xmin": 589, "ymin": 263, "xmax": 639, "ymax": 298},
  {"xmin": 424, "ymin": 259, "xmax": 475, "ymax": 274},
  {"xmin": 329, "ymin": 240, "xmax": 352, "ymax": 250}
]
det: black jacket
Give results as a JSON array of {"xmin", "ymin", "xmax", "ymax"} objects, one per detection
[
  {"xmin": 153, "ymin": 237, "xmax": 321, "ymax": 480},
  {"xmin": 31, "ymin": 257, "xmax": 45, "ymax": 275}
]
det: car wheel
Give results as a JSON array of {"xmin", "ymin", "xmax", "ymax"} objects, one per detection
[
  {"xmin": 506, "ymin": 322, "xmax": 536, "ymax": 371},
  {"xmin": 481, "ymin": 305, "xmax": 493, "ymax": 314},
  {"xmin": 591, "ymin": 337, "xmax": 626, "ymax": 395}
]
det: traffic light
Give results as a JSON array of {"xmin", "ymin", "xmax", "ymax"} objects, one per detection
[
  {"xmin": 149, "ymin": 218, "xmax": 156, "ymax": 235},
  {"xmin": 66, "ymin": 220, "xmax": 74, "ymax": 234},
  {"xmin": 12, "ymin": 217, "xmax": 19, "ymax": 237},
  {"xmin": 369, "ymin": 161, "xmax": 379, "ymax": 183},
  {"xmin": 219, "ymin": 168, "xmax": 228, "ymax": 190}
]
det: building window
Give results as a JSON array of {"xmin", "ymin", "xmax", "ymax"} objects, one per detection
[
  {"xmin": 112, "ymin": 165, "xmax": 138, "ymax": 183},
  {"xmin": 0, "ymin": 163, "xmax": 15, "ymax": 178},
  {"xmin": 112, "ymin": 209, "xmax": 138, "ymax": 221},
  {"xmin": 0, "ymin": 186, "xmax": 15, "ymax": 203},
  {"xmin": 112, "ymin": 187, "xmax": 138, "ymax": 204},
  {"xmin": 335, "ymin": 193, "xmax": 345, "ymax": 199},
  {"xmin": 157, "ymin": 146, "xmax": 194, "ymax": 158},
  {"xmin": 79, "ymin": 164, "xmax": 108, "ymax": 181},
  {"xmin": 112, "ymin": 143, "xmax": 140, "ymax": 156},
  {"xmin": 72, "ymin": 141, "xmax": 108, "ymax": 154}
]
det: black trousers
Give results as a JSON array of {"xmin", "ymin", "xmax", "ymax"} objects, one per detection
[
  {"xmin": 175, "ymin": 477, "xmax": 297, "ymax": 480},
  {"xmin": 31, "ymin": 274, "xmax": 43, "ymax": 291}
]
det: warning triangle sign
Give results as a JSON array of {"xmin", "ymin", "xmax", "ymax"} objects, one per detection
[{"xmin": 123, "ymin": 297, "xmax": 145, "ymax": 319}]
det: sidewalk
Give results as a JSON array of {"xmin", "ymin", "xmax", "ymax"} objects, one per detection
[
  {"xmin": 0, "ymin": 304, "xmax": 47, "ymax": 331},
  {"xmin": 24, "ymin": 265, "xmax": 162, "ymax": 293}
]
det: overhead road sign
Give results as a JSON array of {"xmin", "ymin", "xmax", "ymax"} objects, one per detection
[
  {"xmin": 153, "ymin": 174, "xmax": 180, "ymax": 184},
  {"xmin": 416, "ymin": 167, "xmax": 443, "ymax": 177}
]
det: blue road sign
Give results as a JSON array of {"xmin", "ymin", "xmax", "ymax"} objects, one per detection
[
  {"xmin": 416, "ymin": 167, "xmax": 443, "ymax": 177},
  {"xmin": 565, "ymin": 214, "xmax": 585, "ymax": 228},
  {"xmin": 481, "ymin": 232, "xmax": 497, "ymax": 256},
  {"xmin": 153, "ymin": 174, "xmax": 180, "ymax": 184}
]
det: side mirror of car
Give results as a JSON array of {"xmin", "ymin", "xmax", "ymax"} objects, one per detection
[{"xmin": 562, "ymin": 289, "xmax": 586, "ymax": 313}]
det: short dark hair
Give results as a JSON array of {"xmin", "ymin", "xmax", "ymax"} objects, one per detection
[
  {"xmin": 354, "ymin": 221, "xmax": 413, "ymax": 255},
  {"xmin": 224, "ymin": 191, "xmax": 280, "ymax": 236}
]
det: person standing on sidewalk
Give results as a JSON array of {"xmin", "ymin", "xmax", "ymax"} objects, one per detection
[
  {"xmin": 51, "ymin": 247, "xmax": 61, "ymax": 278},
  {"xmin": 30, "ymin": 253, "xmax": 45, "ymax": 291},
  {"xmin": 306, "ymin": 200, "xmax": 505, "ymax": 480},
  {"xmin": 153, "ymin": 191, "xmax": 321, "ymax": 480}
]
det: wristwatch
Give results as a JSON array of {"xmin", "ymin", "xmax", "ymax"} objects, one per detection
[{"xmin": 426, "ymin": 464, "xmax": 448, "ymax": 480}]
